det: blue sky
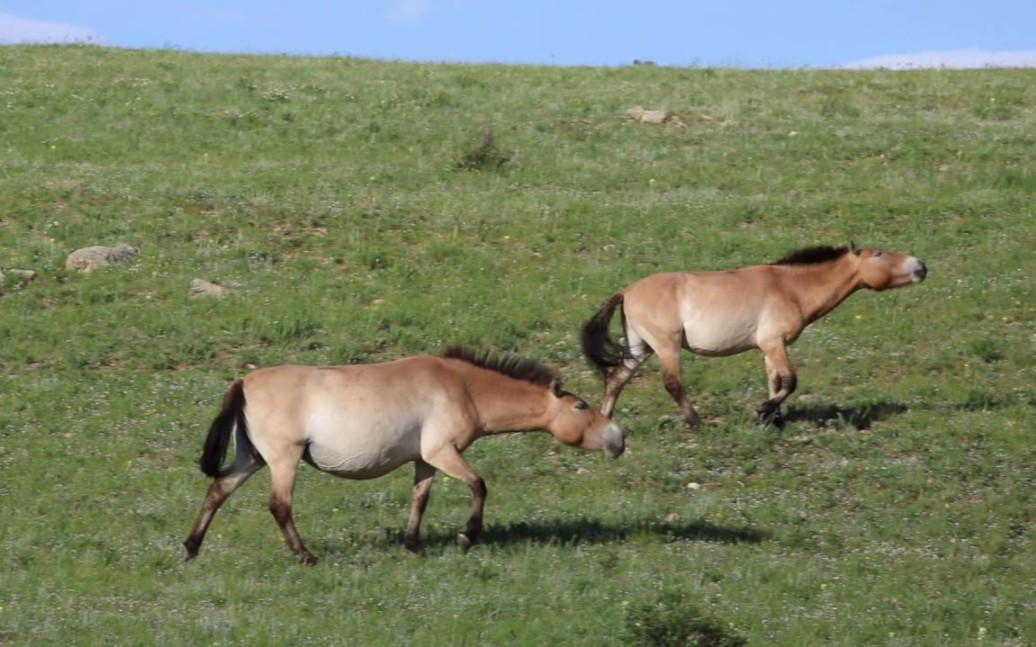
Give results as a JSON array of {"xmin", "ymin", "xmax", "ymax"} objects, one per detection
[{"xmin": 2, "ymin": 1, "xmax": 1036, "ymax": 69}]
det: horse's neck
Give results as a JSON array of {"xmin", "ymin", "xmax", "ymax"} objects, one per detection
[
  {"xmin": 463, "ymin": 371, "xmax": 548, "ymax": 433},
  {"xmin": 789, "ymin": 260, "xmax": 863, "ymax": 324}
]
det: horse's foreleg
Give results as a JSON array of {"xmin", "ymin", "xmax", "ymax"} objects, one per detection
[
  {"xmin": 404, "ymin": 460, "xmax": 436, "ymax": 555},
  {"xmin": 267, "ymin": 457, "xmax": 316, "ymax": 565},
  {"xmin": 183, "ymin": 464, "xmax": 262, "ymax": 561},
  {"xmin": 602, "ymin": 334, "xmax": 652, "ymax": 418},
  {"xmin": 757, "ymin": 343, "xmax": 797, "ymax": 427},
  {"xmin": 423, "ymin": 446, "xmax": 486, "ymax": 553},
  {"xmin": 601, "ymin": 364, "xmax": 637, "ymax": 418},
  {"xmin": 657, "ymin": 347, "xmax": 701, "ymax": 429}
]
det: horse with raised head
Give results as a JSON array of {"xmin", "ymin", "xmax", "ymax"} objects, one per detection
[
  {"xmin": 183, "ymin": 346, "xmax": 624, "ymax": 564},
  {"xmin": 581, "ymin": 244, "xmax": 927, "ymax": 428}
]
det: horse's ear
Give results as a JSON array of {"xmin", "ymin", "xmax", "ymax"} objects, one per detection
[
  {"xmin": 549, "ymin": 378, "xmax": 563, "ymax": 397},
  {"xmin": 849, "ymin": 240, "xmax": 859, "ymax": 255}
]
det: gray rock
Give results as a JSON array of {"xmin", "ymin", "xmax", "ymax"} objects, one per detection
[
  {"xmin": 6, "ymin": 269, "xmax": 37, "ymax": 283},
  {"xmin": 189, "ymin": 278, "xmax": 229, "ymax": 299},
  {"xmin": 66, "ymin": 245, "xmax": 140, "ymax": 272}
]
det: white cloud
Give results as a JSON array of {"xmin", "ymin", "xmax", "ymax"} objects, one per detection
[
  {"xmin": 0, "ymin": 12, "xmax": 102, "ymax": 45},
  {"xmin": 387, "ymin": 0, "xmax": 430, "ymax": 22},
  {"xmin": 844, "ymin": 48, "xmax": 1036, "ymax": 70},
  {"xmin": 385, "ymin": 0, "xmax": 481, "ymax": 23}
]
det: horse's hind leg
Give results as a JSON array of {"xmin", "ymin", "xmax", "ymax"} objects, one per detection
[
  {"xmin": 266, "ymin": 454, "xmax": 317, "ymax": 564},
  {"xmin": 657, "ymin": 345, "xmax": 702, "ymax": 429},
  {"xmin": 183, "ymin": 463, "xmax": 262, "ymax": 561},
  {"xmin": 757, "ymin": 341, "xmax": 797, "ymax": 427},
  {"xmin": 404, "ymin": 460, "xmax": 436, "ymax": 555}
]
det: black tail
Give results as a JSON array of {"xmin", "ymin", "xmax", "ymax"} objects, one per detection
[
  {"xmin": 199, "ymin": 380, "xmax": 247, "ymax": 478},
  {"xmin": 580, "ymin": 293, "xmax": 626, "ymax": 379}
]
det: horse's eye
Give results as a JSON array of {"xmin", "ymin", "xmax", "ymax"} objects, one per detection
[
  {"xmin": 574, "ymin": 400, "xmax": 589, "ymax": 411},
  {"xmin": 874, "ymin": 250, "xmax": 884, "ymax": 258}
]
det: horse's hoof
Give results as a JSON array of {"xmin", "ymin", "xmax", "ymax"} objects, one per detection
[
  {"xmin": 299, "ymin": 552, "xmax": 318, "ymax": 566},
  {"xmin": 457, "ymin": 533, "xmax": 474, "ymax": 554},
  {"xmin": 405, "ymin": 542, "xmax": 427, "ymax": 557}
]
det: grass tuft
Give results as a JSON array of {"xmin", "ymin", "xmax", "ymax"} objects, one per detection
[
  {"xmin": 623, "ymin": 589, "xmax": 747, "ymax": 647},
  {"xmin": 455, "ymin": 124, "xmax": 513, "ymax": 171}
]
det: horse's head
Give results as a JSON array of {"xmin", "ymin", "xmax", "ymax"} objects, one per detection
[
  {"xmin": 851, "ymin": 244, "xmax": 927, "ymax": 290},
  {"xmin": 544, "ymin": 380, "xmax": 625, "ymax": 458}
]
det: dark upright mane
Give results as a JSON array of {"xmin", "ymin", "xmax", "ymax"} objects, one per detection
[
  {"xmin": 773, "ymin": 245, "xmax": 850, "ymax": 266},
  {"xmin": 442, "ymin": 346, "xmax": 558, "ymax": 387}
]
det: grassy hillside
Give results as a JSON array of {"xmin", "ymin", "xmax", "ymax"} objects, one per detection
[{"xmin": 1, "ymin": 45, "xmax": 1033, "ymax": 645}]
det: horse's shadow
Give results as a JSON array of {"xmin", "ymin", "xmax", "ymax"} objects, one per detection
[
  {"xmin": 411, "ymin": 516, "xmax": 768, "ymax": 551},
  {"xmin": 782, "ymin": 392, "xmax": 1023, "ymax": 430},
  {"xmin": 784, "ymin": 401, "xmax": 909, "ymax": 430}
]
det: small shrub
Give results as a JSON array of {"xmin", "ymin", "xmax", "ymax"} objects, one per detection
[
  {"xmin": 455, "ymin": 125, "xmax": 512, "ymax": 171},
  {"xmin": 966, "ymin": 338, "xmax": 1003, "ymax": 363},
  {"xmin": 623, "ymin": 590, "xmax": 746, "ymax": 647},
  {"xmin": 963, "ymin": 388, "xmax": 999, "ymax": 411}
]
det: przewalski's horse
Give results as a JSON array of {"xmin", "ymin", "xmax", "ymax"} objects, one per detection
[
  {"xmin": 183, "ymin": 347, "xmax": 624, "ymax": 564},
  {"xmin": 581, "ymin": 244, "xmax": 927, "ymax": 429}
]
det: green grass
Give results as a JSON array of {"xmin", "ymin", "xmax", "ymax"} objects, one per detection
[{"xmin": 1, "ymin": 45, "xmax": 1034, "ymax": 645}]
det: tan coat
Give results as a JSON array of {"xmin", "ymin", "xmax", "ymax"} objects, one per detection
[
  {"xmin": 184, "ymin": 348, "xmax": 623, "ymax": 563},
  {"xmin": 582, "ymin": 246, "xmax": 927, "ymax": 428}
]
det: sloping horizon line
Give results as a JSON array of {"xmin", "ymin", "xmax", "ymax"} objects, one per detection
[{"xmin": 842, "ymin": 48, "xmax": 1036, "ymax": 70}]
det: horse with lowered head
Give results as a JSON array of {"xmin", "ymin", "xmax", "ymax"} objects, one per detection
[
  {"xmin": 184, "ymin": 346, "xmax": 624, "ymax": 564},
  {"xmin": 581, "ymin": 243, "xmax": 927, "ymax": 428}
]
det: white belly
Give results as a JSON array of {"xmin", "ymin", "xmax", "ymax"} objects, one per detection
[
  {"xmin": 682, "ymin": 314, "xmax": 759, "ymax": 357},
  {"xmin": 304, "ymin": 415, "xmax": 423, "ymax": 480}
]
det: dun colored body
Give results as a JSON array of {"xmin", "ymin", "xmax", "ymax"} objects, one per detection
[
  {"xmin": 183, "ymin": 347, "xmax": 623, "ymax": 563},
  {"xmin": 581, "ymin": 245, "xmax": 927, "ymax": 428}
]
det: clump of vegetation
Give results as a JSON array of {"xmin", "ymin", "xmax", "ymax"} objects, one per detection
[
  {"xmin": 966, "ymin": 337, "xmax": 1003, "ymax": 363},
  {"xmin": 455, "ymin": 124, "xmax": 512, "ymax": 171},
  {"xmin": 623, "ymin": 590, "xmax": 746, "ymax": 647}
]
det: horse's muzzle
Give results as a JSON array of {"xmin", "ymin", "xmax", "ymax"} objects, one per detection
[
  {"xmin": 602, "ymin": 423, "xmax": 625, "ymax": 458},
  {"xmin": 909, "ymin": 258, "xmax": 927, "ymax": 283}
]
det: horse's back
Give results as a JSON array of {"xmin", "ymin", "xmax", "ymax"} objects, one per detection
[
  {"xmin": 242, "ymin": 358, "xmax": 457, "ymax": 424},
  {"xmin": 239, "ymin": 358, "xmax": 463, "ymax": 478},
  {"xmin": 624, "ymin": 269, "xmax": 770, "ymax": 316},
  {"xmin": 622, "ymin": 269, "xmax": 775, "ymax": 355}
]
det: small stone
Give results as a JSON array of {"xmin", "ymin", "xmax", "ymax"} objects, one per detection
[
  {"xmin": 66, "ymin": 244, "xmax": 140, "ymax": 272},
  {"xmin": 625, "ymin": 106, "xmax": 687, "ymax": 127},
  {"xmin": 189, "ymin": 278, "xmax": 229, "ymax": 299},
  {"xmin": 7, "ymin": 269, "xmax": 37, "ymax": 284}
]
